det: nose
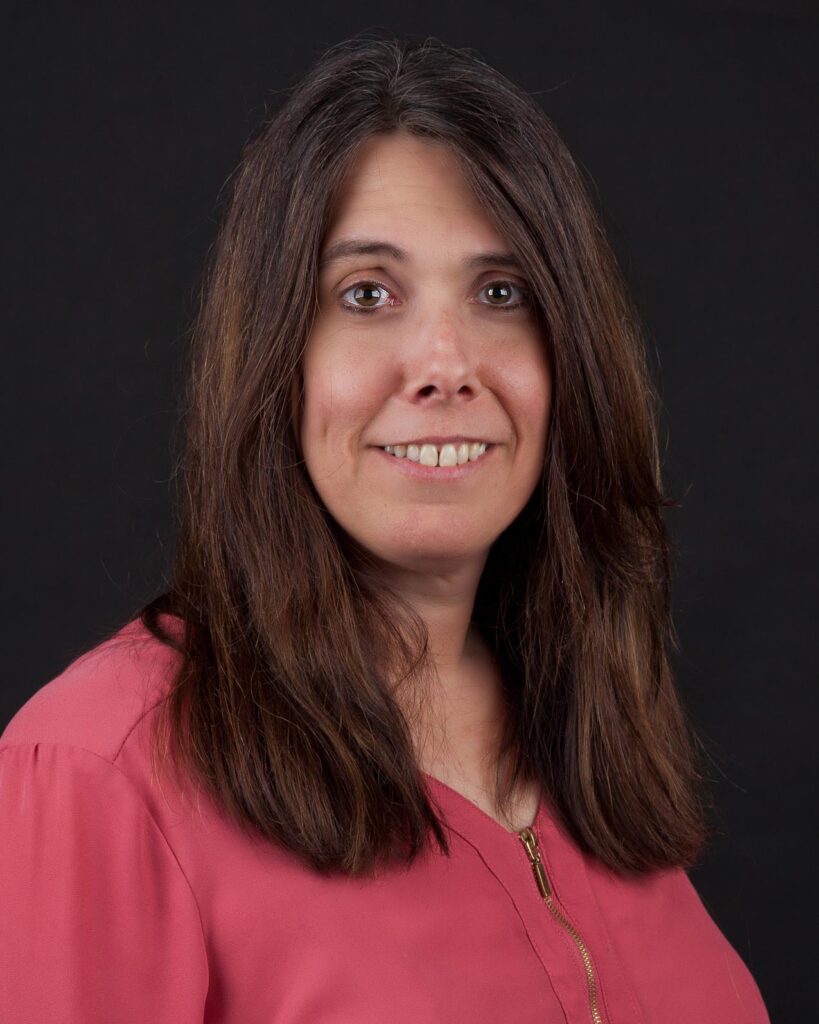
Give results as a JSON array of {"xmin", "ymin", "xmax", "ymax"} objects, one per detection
[{"xmin": 399, "ymin": 311, "xmax": 482, "ymax": 406}]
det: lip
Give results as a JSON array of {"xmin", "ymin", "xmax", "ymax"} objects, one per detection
[
  {"xmin": 371, "ymin": 444, "xmax": 496, "ymax": 481},
  {"xmin": 381, "ymin": 436, "xmax": 493, "ymax": 447}
]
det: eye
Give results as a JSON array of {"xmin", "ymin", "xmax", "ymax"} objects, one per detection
[
  {"xmin": 478, "ymin": 280, "xmax": 531, "ymax": 312},
  {"xmin": 339, "ymin": 280, "xmax": 395, "ymax": 315}
]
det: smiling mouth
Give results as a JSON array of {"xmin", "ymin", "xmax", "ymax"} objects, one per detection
[
  {"xmin": 380, "ymin": 441, "xmax": 491, "ymax": 468},
  {"xmin": 373, "ymin": 442, "xmax": 495, "ymax": 478}
]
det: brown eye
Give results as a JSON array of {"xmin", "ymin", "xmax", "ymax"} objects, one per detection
[
  {"xmin": 353, "ymin": 284, "xmax": 383, "ymax": 307},
  {"xmin": 480, "ymin": 280, "xmax": 530, "ymax": 310},
  {"xmin": 340, "ymin": 280, "xmax": 394, "ymax": 314},
  {"xmin": 485, "ymin": 283, "xmax": 513, "ymax": 304}
]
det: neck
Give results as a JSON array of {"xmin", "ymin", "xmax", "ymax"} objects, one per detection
[{"xmin": 378, "ymin": 552, "xmax": 508, "ymax": 784}]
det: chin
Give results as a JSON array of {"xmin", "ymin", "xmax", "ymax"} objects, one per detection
[{"xmin": 371, "ymin": 538, "xmax": 490, "ymax": 571}]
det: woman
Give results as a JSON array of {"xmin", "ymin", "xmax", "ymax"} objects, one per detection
[{"xmin": 0, "ymin": 35, "xmax": 770, "ymax": 1022}]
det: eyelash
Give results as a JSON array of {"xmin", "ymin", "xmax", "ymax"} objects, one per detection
[{"xmin": 338, "ymin": 279, "xmax": 531, "ymax": 316}]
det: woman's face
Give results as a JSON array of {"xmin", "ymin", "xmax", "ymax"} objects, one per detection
[{"xmin": 300, "ymin": 132, "xmax": 552, "ymax": 577}]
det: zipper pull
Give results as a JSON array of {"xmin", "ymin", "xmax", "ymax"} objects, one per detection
[{"xmin": 518, "ymin": 825, "xmax": 551, "ymax": 899}]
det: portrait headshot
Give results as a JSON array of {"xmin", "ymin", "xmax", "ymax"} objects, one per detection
[{"xmin": 2, "ymin": 9, "xmax": 813, "ymax": 1022}]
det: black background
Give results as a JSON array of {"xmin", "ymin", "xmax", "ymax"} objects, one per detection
[{"xmin": 3, "ymin": 3, "xmax": 816, "ymax": 1018}]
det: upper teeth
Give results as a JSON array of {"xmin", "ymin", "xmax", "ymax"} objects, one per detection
[{"xmin": 383, "ymin": 442, "xmax": 488, "ymax": 467}]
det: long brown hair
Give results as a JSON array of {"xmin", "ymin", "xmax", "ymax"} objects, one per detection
[{"xmin": 132, "ymin": 32, "xmax": 714, "ymax": 878}]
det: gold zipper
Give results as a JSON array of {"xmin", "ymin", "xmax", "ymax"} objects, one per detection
[{"xmin": 518, "ymin": 825, "xmax": 604, "ymax": 1024}]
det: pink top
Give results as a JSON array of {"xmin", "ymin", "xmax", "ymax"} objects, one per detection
[{"xmin": 0, "ymin": 614, "xmax": 770, "ymax": 1023}]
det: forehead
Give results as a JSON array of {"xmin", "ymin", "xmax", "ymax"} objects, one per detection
[
  {"xmin": 336, "ymin": 132, "xmax": 469, "ymax": 198},
  {"xmin": 324, "ymin": 133, "xmax": 509, "ymax": 253}
]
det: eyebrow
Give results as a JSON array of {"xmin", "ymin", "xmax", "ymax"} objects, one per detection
[{"xmin": 317, "ymin": 237, "xmax": 523, "ymax": 273}]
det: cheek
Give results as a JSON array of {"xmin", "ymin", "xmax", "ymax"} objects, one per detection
[
  {"xmin": 496, "ymin": 339, "xmax": 552, "ymax": 443},
  {"xmin": 300, "ymin": 338, "xmax": 391, "ymax": 460}
]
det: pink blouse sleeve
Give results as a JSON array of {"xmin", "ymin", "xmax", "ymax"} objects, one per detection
[{"xmin": 0, "ymin": 742, "xmax": 209, "ymax": 1021}]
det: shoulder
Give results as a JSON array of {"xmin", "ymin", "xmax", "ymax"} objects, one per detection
[
  {"xmin": 0, "ymin": 612, "xmax": 186, "ymax": 764},
  {"xmin": 0, "ymin": 614, "xmax": 211, "ymax": 1017}
]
